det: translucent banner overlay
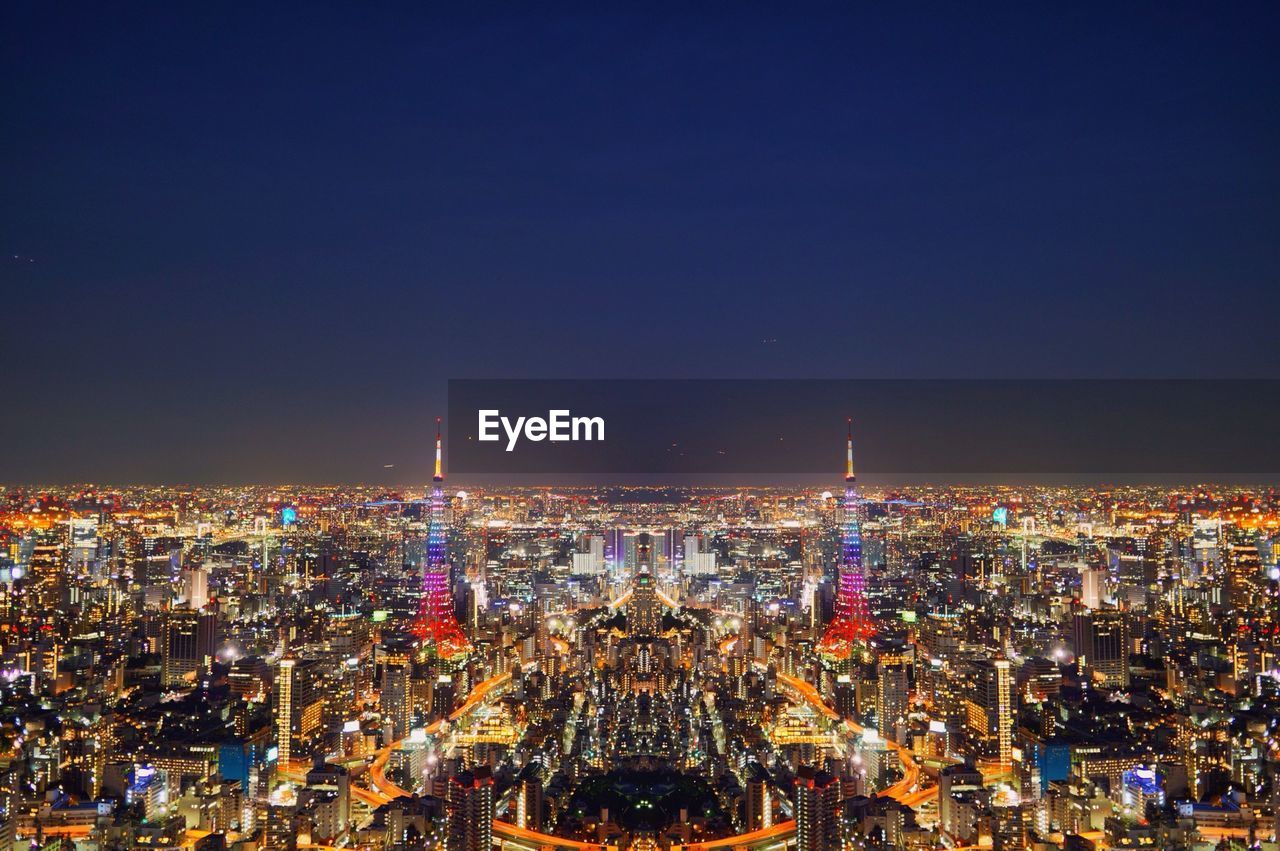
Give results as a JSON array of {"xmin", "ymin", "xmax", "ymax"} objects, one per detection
[{"xmin": 447, "ymin": 379, "xmax": 1280, "ymax": 479}]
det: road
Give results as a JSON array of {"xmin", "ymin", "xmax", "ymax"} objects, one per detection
[
  {"xmin": 683, "ymin": 819, "xmax": 797, "ymax": 850},
  {"xmin": 775, "ymin": 672, "xmax": 926, "ymax": 804},
  {"xmin": 362, "ymin": 670, "xmax": 515, "ymax": 803}
]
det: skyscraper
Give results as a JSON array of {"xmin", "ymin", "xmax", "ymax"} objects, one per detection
[
  {"xmin": 276, "ymin": 658, "xmax": 295, "ymax": 767},
  {"xmin": 966, "ymin": 656, "xmax": 1014, "ymax": 765},
  {"xmin": 69, "ymin": 517, "xmax": 98, "ymax": 568},
  {"xmin": 380, "ymin": 664, "xmax": 412, "ymax": 741},
  {"xmin": 182, "ymin": 566, "xmax": 209, "ymax": 610},
  {"xmin": 876, "ymin": 659, "xmax": 909, "ymax": 743},
  {"xmin": 161, "ymin": 609, "xmax": 216, "ymax": 686},
  {"xmin": 745, "ymin": 762, "xmax": 773, "ymax": 830},
  {"xmin": 571, "ymin": 534, "xmax": 606, "ymax": 576},
  {"xmin": 1072, "ymin": 611, "xmax": 1131, "ymax": 688},
  {"xmin": 1225, "ymin": 542, "xmax": 1263, "ymax": 617},
  {"xmin": 515, "ymin": 762, "xmax": 544, "ymax": 831},
  {"xmin": 1080, "ymin": 565, "xmax": 1105, "ymax": 609},
  {"xmin": 938, "ymin": 763, "xmax": 984, "ymax": 844},
  {"xmin": 414, "ymin": 418, "xmax": 469, "ymax": 659},
  {"xmin": 630, "ymin": 571, "xmax": 661, "ymax": 637},
  {"xmin": 446, "ymin": 766, "xmax": 494, "ymax": 851},
  {"xmin": 793, "ymin": 765, "xmax": 840, "ymax": 851},
  {"xmin": 304, "ymin": 761, "xmax": 351, "ymax": 840},
  {"xmin": 819, "ymin": 421, "xmax": 873, "ymax": 660},
  {"xmin": 275, "ymin": 658, "xmax": 323, "ymax": 767},
  {"xmin": 683, "ymin": 534, "xmax": 717, "ymax": 576}
]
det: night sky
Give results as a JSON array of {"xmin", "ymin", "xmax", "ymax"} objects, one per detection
[{"xmin": 3, "ymin": 4, "xmax": 1278, "ymax": 483}]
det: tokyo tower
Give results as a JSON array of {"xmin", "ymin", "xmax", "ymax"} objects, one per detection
[
  {"xmin": 413, "ymin": 417, "xmax": 470, "ymax": 658},
  {"xmin": 818, "ymin": 419, "xmax": 874, "ymax": 660}
]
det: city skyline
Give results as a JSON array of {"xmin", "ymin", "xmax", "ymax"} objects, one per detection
[
  {"xmin": 2, "ymin": 429, "xmax": 1279, "ymax": 850},
  {"xmin": 4, "ymin": 5, "xmax": 1280, "ymax": 851}
]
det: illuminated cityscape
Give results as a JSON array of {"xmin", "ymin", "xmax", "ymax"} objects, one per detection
[
  {"xmin": 2, "ymin": 428, "xmax": 1279, "ymax": 851},
  {"xmin": 5, "ymin": 5, "xmax": 1279, "ymax": 851}
]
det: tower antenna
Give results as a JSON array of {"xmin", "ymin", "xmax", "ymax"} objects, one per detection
[
  {"xmin": 433, "ymin": 416, "xmax": 444, "ymax": 483},
  {"xmin": 845, "ymin": 417, "xmax": 855, "ymax": 483}
]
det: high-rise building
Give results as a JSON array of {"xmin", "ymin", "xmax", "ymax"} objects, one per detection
[
  {"xmin": 264, "ymin": 798, "xmax": 297, "ymax": 851},
  {"xmin": 876, "ymin": 659, "xmax": 909, "ymax": 743},
  {"xmin": 793, "ymin": 765, "xmax": 840, "ymax": 851},
  {"xmin": 819, "ymin": 422, "xmax": 874, "ymax": 660},
  {"xmin": 304, "ymin": 761, "xmax": 351, "ymax": 840},
  {"xmin": 938, "ymin": 763, "xmax": 984, "ymax": 843},
  {"xmin": 630, "ymin": 571, "xmax": 661, "ymax": 637},
  {"xmin": 182, "ymin": 566, "xmax": 209, "ymax": 610},
  {"xmin": 1225, "ymin": 542, "xmax": 1263, "ymax": 616},
  {"xmin": 276, "ymin": 658, "xmax": 296, "ymax": 767},
  {"xmin": 69, "ymin": 517, "xmax": 98, "ymax": 567},
  {"xmin": 966, "ymin": 656, "xmax": 1014, "ymax": 765},
  {"xmin": 514, "ymin": 762, "xmax": 544, "ymax": 831},
  {"xmin": 683, "ymin": 534, "xmax": 717, "ymax": 576},
  {"xmin": 229, "ymin": 655, "xmax": 270, "ymax": 703},
  {"xmin": 1072, "ymin": 611, "xmax": 1131, "ymax": 688},
  {"xmin": 275, "ymin": 658, "xmax": 323, "ymax": 767},
  {"xmin": 446, "ymin": 766, "xmax": 494, "ymax": 851},
  {"xmin": 991, "ymin": 801, "xmax": 1027, "ymax": 851},
  {"xmin": 28, "ymin": 536, "xmax": 64, "ymax": 614},
  {"xmin": 161, "ymin": 609, "xmax": 217, "ymax": 686},
  {"xmin": 623, "ymin": 531, "xmax": 661, "ymax": 572},
  {"xmin": 744, "ymin": 762, "xmax": 773, "ymax": 830},
  {"xmin": 380, "ymin": 664, "xmax": 412, "ymax": 741},
  {"xmin": 431, "ymin": 674, "xmax": 455, "ymax": 721},
  {"xmin": 1080, "ymin": 565, "xmax": 1105, "ymax": 609},
  {"xmin": 571, "ymin": 534, "xmax": 605, "ymax": 576}
]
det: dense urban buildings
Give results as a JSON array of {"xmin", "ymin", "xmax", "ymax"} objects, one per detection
[{"xmin": 2, "ymin": 433, "xmax": 1280, "ymax": 851}]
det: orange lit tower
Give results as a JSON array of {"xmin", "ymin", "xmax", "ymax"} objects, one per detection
[
  {"xmin": 818, "ymin": 419, "xmax": 874, "ymax": 659},
  {"xmin": 414, "ymin": 417, "xmax": 470, "ymax": 658}
]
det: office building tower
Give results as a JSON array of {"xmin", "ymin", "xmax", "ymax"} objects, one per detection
[
  {"xmin": 304, "ymin": 761, "xmax": 351, "ymax": 840},
  {"xmin": 162, "ymin": 609, "xmax": 216, "ymax": 686},
  {"xmin": 1225, "ymin": 542, "xmax": 1263, "ymax": 615},
  {"xmin": 275, "ymin": 658, "xmax": 323, "ymax": 767},
  {"xmin": 446, "ymin": 766, "xmax": 494, "ymax": 851},
  {"xmin": 1072, "ymin": 611, "xmax": 1131, "ymax": 688},
  {"xmin": 684, "ymin": 534, "xmax": 717, "ymax": 576},
  {"xmin": 938, "ymin": 763, "xmax": 984, "ymax": 843},
  {"xmin": 182, "ymin": 566, "xmax": 209, "ymax": 609},
  {"xmin": 624, "ymin": 531, "xmax": 659, "ymax": 572},
  {"xmin": 630, "ymin": 571, "xmax": 661, "ymax": 637},
  {"xmin": 745, "ymin": 762, "xmax": 773, "ymax": 830},
  {"xmin": 515, "ymin": 763, "xmax": 544, "ymax": 831},
  {"xmin": 69, "ymin": 517, "xmax": 98, "ymax": 567},
  {"xmin": 876, "ymin": 659, "xmax": 909, "ymax": 743},
  {"xmin": 229, "ymin": 655, "xmax": 270, "ymax": 703},
  {"xmin": 431, "ymin": 675, "xmax": 455, "ymax": 721},
  {"xmin": 264, "ymin": 795, "xmax": 298, "ymax": 851},
  {"xmin": 571, "ymin": 534, "xmax": 605, "ymax": 576},
  {"xmin": 381, "ymin": 664, "xmax": 412, "ymax": 741},
  {"xmin": 966, "ymin": 656, "xmax": 1014, "ymax": 765},
  {"xmin": 991, "ymin": 802, "xmax": 1027, "ymax": 851},
  {"xmin": 794, "ymin": 765, "xmax": 840, "ymax": 851},
  {"xmin": 1080, "ymin": 565, "xmax": 1105, "ymax": 609}
]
